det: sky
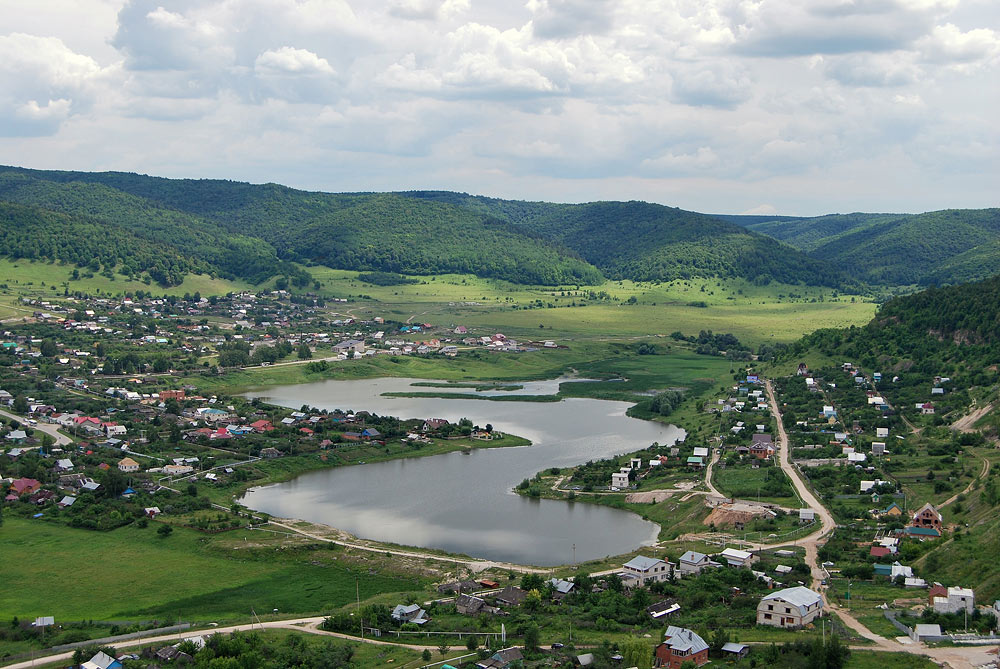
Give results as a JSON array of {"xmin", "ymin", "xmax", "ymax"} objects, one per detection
[{"xmin": 0, "ymin": 0, "xmax": 997, "ymax": 216}]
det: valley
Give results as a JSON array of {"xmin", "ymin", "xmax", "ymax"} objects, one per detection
[{"xmin": 0, "ymin": 169, "xmax": 998, "ymax": 669}]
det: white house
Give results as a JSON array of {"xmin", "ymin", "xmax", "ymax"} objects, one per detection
[
  {"xmin": 611, "ymin": 472, "xmax": 629, "ymax": 489},
  {"xmin": 933, "ymin": 587, "xmax": 975, "ymax": 614},
  {"xmin": 757, "ymin": 586, "xmax": 823, "ymax": 628},
  {"xmin": 719, "ymin": 548, "xmax": 755, "ymax": 568},
  {"xmin": 622, "ymin": 555, "xmax": 672, "ymax": 586}
]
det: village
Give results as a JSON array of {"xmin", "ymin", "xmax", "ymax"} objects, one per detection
[{"xmin": 2, "ymin": 287, "xmax": 999, "ymax": 669}]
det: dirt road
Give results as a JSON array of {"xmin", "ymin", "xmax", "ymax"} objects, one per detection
[
  {"xmin": 763, "ymin": 380, "xmax": 998, "ymax": 669},
  {"xmin": 1, "ymin": 617, "xmax": 470, "ymax": 669}
]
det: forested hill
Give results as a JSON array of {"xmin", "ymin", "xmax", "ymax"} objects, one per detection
[
  {"xmin": 0, "ymin": 167, "xmax": 601, "ymax": 286},
  {"xmin": 2, "ymin": 165, "xmax": 992, "ymax": 290},
  {"xmin": 401, "ymin": 191, "xmax": 853, "ymax": 288},
  {"xmin": 722, "ymin": 209, "xmax": 1000, "ymax": 286},
  {"xmin": 788, "ymin": 273, "xmax": 1000, "ymax": 376}
]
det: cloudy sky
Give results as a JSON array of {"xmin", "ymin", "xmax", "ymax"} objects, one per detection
[{"xmin": 1, "ymin": 0, "xmax": 997, "ymax": 215}]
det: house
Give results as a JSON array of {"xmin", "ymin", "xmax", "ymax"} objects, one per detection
[
  {"xmin": 260, "ymin": 447, "xmax": 282, "ymax": 459},
  {"xmin": 876, "ymin": 427, "xmax": 889, "ymax": 438},
  {"xmin": 250, "ymin": 419, "xmax": 274, "ymax": 432},
  {"xmin": 646, "ymin": 600, "xmax": 681, "ymax": 619},
  {"xmin": 623, "ymin": 555, "xmax": 671, "ymax": 586},
  {"xmin": 5, "ymin": 429, "xmax": 27, "ymax": 443},
  {"xmin": 58, "ymin": 495, "xmax": 76, "ymax": 507},
  {"xmin": 921, "ymin": 402, "xmax": 935, "ymax": 415},
  {"xmin": 104, "ymin": 423, "xmax": 126, "ymax": 437},
  {"xmin": 163, "ymin": 464, "xmax": 194, "ymax": 476},
  {"xmin": 547, "ymin": 578, "xmax": 575, "ymax": 597},
  {"xmin": 422, "ymin": 418, "xmax": 449, "ymax": 432},
  {"xmin": 750, "ymin": 433, "xmax": 774, "ymax": 459},
  {"xmin": 686, "ymin": 456, "xmax": 704, "ymax": 468},
  {"xmin": 911, "ymin": 502, "xmax": 943, "ymax": 534},
  {"xmin": 456, "ymin": 594, "xmax": 488, "ymax": 615},
  {"xmin": 872, "ymin": 442, "xmax": 886, "ymax": 456},
  {"xmin": 611, "ymin": 471, "xmax": 630, "ymax": 489},
  {"xmin": 677, "ymin": 550, "xmax": 718, "ymax": 577},
  {"xmin": 905, "ymin": 577, "xmax": 928, "ymax": 588},
  {"xmin": 54, "ymin": 458, "xmax": 75, "ymax": 472},
  {"xmin": 10, "ymin": 477, "xmax": 41, "ymax": 496},
  {"xmin": 145, "ymin": 507, "xmax": 161, "ymax": 517},
  {"xmin": 799, "ymin": 508, "xmax": 815, "ymax": 523},
  {"xmin": 81, "ymin": 651, "xmax": 122, "ymax": 669},
  {"xmin": 757, "ymin": 586, "xmax": 823, "ymax": 628},
  {"xmin": 495, "ymin": 586, "xmax": 527, "ymax": 607},
  {"xmin": 118, "ymin": 457, "xmax": 140, "ymax": 473},
  {"xmin": 719, "ymin": 547, "xmax": 755, "ymax": 568},
  {"xmin": 475, "ymin": 648, "xmax": 523, "ymax": 669},
  {"xmin": 933, "ymin": 586, "xmax": 975, "ymax": 614},
  {"xmin": 654, "ymin": 626, "xmax": 709, "ymax": 668},
  {"xmin": 883, "ymin": 502, "xmax": 903, "ymax": 517},
  {"xmin": 870, "ymin": 546, "xmax": 892, "ymax": 558},
  {"xmin": 391, "ymin": 604, "xmax": 429, "ymax": 625}
]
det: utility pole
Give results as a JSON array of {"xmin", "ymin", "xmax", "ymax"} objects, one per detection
[
  {"xmin": 357, "ymin": 577, "xmax": 363, "ymax": 640},
  {"xmin": 572, "ymin": 543, "xmax": 576, "ymax": 567}
]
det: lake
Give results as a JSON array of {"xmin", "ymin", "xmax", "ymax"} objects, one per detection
[{"xmin": 241, "ymin": 377, "xmax": 684, "ymax": 566}]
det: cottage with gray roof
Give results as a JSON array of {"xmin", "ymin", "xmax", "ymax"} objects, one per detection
[
  {"xmin": 757, "ymin": 586, "xmax": 823, "ymax": 628},
  {"xmin": 623, "ymin": 555, "xmax": 672, "ymax": 587}
]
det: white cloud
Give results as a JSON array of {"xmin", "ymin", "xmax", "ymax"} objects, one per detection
[
  {"xmin": 0, "ymin": 0, "xmax": 995, "ymax": 214},
  {"xmin": 0, "ymin": 33, "xmax": 109, "ymax": 136},
  {"xmin": 255, "ymin": 47, "xmax": 335, "ymax": 76},
  {"xmin": 916, "ymin": 23, "xmax": 1000, "ymax": 64}
]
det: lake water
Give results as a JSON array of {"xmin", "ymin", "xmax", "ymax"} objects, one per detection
[{"xmin": 241, "ymin": 377, "xmax": 683, "ymax": 566}]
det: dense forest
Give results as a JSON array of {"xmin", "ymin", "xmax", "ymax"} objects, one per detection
[
  {"xmin": 1, "ymin": 165, "xmax": 995, "ymax": 290},
  {"xmin": 725, "ymin": 209, "xmax": 1000, "ymax": 286},
  {"xmin": 0, "ymin": 167, "xmax": 600, "ymax": 286},
  {"xmin": 402, "ymin": 191, "xmax": 854, "ymax": 288}
]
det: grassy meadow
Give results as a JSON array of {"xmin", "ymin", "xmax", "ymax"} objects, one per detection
[
  {"xmin": 305, "ymin": 269, "xmax": 877, "ymax": 346},
  {"xmin": 0, "ymin": 518, "xmax": 423, "ymax": 622}
]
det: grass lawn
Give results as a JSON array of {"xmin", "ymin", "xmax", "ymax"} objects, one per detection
[
  {"xmin": 0, "ymin": 518, "xmax": 423, "ymax": 622},
  {"xmin": 845, "ymin": 650, "xmax": 937, "ymax": 668},
  {"xmin": 712, "ymin": 463, "xmax": 801, "ymax": 507}
]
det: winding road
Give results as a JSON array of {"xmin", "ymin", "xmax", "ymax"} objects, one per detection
[{"xmin": 762, "ymin": 380, "xmax": 998, "ymax": 669}]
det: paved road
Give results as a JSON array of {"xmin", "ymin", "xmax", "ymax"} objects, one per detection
[{"xmin": 0, "ymin": 408, "xmax": 73, "ymax": 446}]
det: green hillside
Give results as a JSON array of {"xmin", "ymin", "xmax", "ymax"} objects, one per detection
[
  {"xmin": 0, "ymin": 167, "xmax": 600, "ymax": 286},
  {"xmin": 402, "ymin": 191, "xmax": 853, "ymax": 288},
  {"xmin": 2, "ymin": 165, "xmax": 995, "ymax": 290},
  {"xmin": 725, "ymin": 209, "xmax": 1000, "ymax": 286}
]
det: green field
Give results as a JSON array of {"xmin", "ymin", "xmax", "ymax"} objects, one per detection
[
  {"xmin": 712, "ymin": 463, "xmax": 802, "ymax": 507},
  {"xmin": 306, "ymin": 269, "xmax": 876, "ymax": 346},
  {"xmin": 0, "ymin": 518, "xmax": 423, "ymax": 622},
  {"xmin": 0, "ymin": 258, "xmax": 248, "ymax": 317}
]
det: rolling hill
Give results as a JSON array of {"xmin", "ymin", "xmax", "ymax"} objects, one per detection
[
  {"xmin": 721, "ymin": 209, "xmax": 1000, "ymax": 286},
  {"xmin": 400, "ymin": 191, "xmax": 853, "ymax": 288},
  {"xmin": 1, "ymin": 165, "xmax": 995, "ymax": 290}
]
